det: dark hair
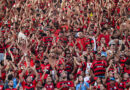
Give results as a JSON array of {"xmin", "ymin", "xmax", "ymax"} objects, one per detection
[
  {"xmin": 8, "ymin": 74, "xmax": 13, "ymax": 80},
  {"xmin": 101, "ymin": 28, "xmax": 107, "ymax": 32},
  {"xmin": 84, "ymin": 55, "xmax": 92, "ymax": 62}
]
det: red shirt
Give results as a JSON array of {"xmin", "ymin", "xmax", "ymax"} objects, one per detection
[
  {"xmin": 76, "ymin": 38, "xmax": 86, "ymax": 51},
  {"xmin": 0, "ymin": 85, "xmax": 4, "ymax": 90},
  {"xmin": 119, "ymin": 79, "xmax": 130, "ymax": 90},
  {"xmin": 41, "ymin": 64, "xmax": 50, "ymax": 70},
  {"xmin": 44, "ymin": 83, "xmax": 54, "ymax": 90},
  {"xmin": 84, "ymin": 38, "xmax": 94, "ymax": 47},
  {"xmin": 43, "ymin": 36, "xmax": 53, "ymax": 49},
  {"xmin": 91, "ymin": 60, "xmax": 107, "ymax": 77},
  {"xmin": 22, "ymin": 80, "xmax": 36, "ymax": 90},
  {"xmin": 41, "ymin": 64, "xmax": 51, "ymax": 79},
  {"xmin": 124, "ymin": 67, "xmax": 130, "ymax": 75},
  {"xmin": 57, "ymin": 81, "xmax": 74, "ymax": 90},
  {"xmin": 107, "ymin": 82, "xmax": 119, "ymax": 90},
  {"xmin": 98, "ymin": 34, "xmax": 110, "ymax": 45}
]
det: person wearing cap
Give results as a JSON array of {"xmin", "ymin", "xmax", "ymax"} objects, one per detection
[
  {"xmin": 119, "ymin": 73, "xmax": 130, "ymax": 90},
  {"xmin": 106, "ymin": 77, "xmax": 119, "ymax": 90},
  {"xmin": 76, "ymin": 75, "xmax": 89, "ymax": 90}
]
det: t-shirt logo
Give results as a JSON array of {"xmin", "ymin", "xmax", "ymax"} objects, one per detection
[
  {"xmin": 114, "ymin": 87, "xmax": 116, "ymax": 89},
  {"xmin": 50, "ymin": 85, "xmax": 52, "ymax": 88}
]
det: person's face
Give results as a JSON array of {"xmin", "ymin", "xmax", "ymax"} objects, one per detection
[
  {"xmin": 61, "ymin": 71, "xmax": 67, "ymax": 78},
  {"xmin": 78, "ymin": 32, "xmax": 83, "ymax": 38},
  {"xmin": 123, "ymin": 73, "xmax": 129, "ymax": 79},
  {"xmin": 109, "ymin": 71, "xmax": 114, "ymax": 77},
  {"xmin": 89, "ymin": 31, "xmax": 93, "ymax": 36},
  {"xmin": 44, "ymin": 59, "xmax": 48, "ymax": 65},
  {"xmin": 59, "ymin": 33, "xmax": 63, "ymax": 37},
  {"xmin": 66, "ymin": 54, "xmax": 71, "ymax": 58},
  {"xmin": 8, "ymin": 80, "xmax": 13, "ymax": 87},
  {"xmin": 78, "ymin": 76, "xmax": 83, "ymax": 82},
  {"xmin": 114, "ymin": 57, "xmax": 119, "ymax": 62},
  {"xmin": 96, "ymin": 55, "xmax": 100, "ymax": 60},
  {"xmin": 36, "ymin": 62, "xmax": 40, "ymax": 66},
  {"xmin": 60, "ymin": 65, "xmax": 64, "ymax": 69},
  {"xmin": 38, "ymin": 47, "xmax": 43, "ymax": 53},
  {"xmin": 103, "ymin": 30, "xmax": 107, "ymax": 34},
  {"xmin": 69, "ymin": 74, "xmax": 74, "ymax": 80},
  {"xmin": 100, "ymin": 84, "xmax": 105, "ymax": 90},
  {"xmin": 110, "ymin": 80, "xmax": 115, "ymax": 85},
  {"xmin": 19, "ymin": 86, "xmax": 23, "ymax": 90},
  {"xmin": 26, "ymin": 76, "xmax": 32, "ymax": 83},
  {"xmin": 125, "ymin": 64, "xmax": 130, "ymax": 69},
  {"xmin": 13, "ymin": 49, "xmax": 18, "ymax": 54},
  {"xmin": 46, "ymin": 76, "xmax": 52, "ymax": 82},
  {"xmin": 101, "ymin": 56, "xmax": 106, "ymax": 60},
  {"xmin": 101, "ymin": 78, "xmax": 106, "ymax": 83},
  {"xmin": 87, "ymin": 46, "xmax": 91, "ymax": 51},
  {"xmin": 87, "ymin": 55, "xmax": 91, "ymax": 61},
  {"xmin": 110, "ymin": 44, "xmax": 116, "ymax": 49},
  {"xmin": 46, "ymin": 31, "xmax": 50, "ymax": 35},
  {"xmin": 101, "ymin": 37, "xmax": 106, "ymax": 43},
  {"xmin": 96, "ymin": 78, "xmax": 101, "ymax": 83},
  {"xmin": 68, "ymin": 36, "xmax": 72, "ymax": 41},
  {"xmin": 66, "ymin": 50, "xmax": 70, "ymax": 54}
]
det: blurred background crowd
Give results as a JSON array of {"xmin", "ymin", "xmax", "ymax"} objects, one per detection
[{"xmin": 0, "ymin": 0, "xmax": 130, "ymax": 90}]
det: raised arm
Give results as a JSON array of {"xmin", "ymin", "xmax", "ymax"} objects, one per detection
[{"xmin": 73, "ymin": 57, "xmax": 81, "ymax": 66}]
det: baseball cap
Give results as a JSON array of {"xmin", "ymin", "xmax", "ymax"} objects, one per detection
[
  {"xmin": 101, "ymin": 52, "xmax": 107, "ymax": 57},
  {"xmin": 110, "ymin": 77, "xmax": 115, "ymax": 81}
]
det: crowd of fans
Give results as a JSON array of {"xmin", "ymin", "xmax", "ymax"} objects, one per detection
[{"xmin": 0, "ymin": 0, "xmax": 130, "ymax": 90}]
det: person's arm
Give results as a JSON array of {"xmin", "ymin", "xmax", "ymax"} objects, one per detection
[
  {"xmin": 10, "ymin": 61, "xmax": 17, "ymax": 71},
  {"xmin": 18, "ymin": 55, "xmax": 25, "ymax": 68},
  {"xmin": 4, "ymin": 50, "xmax": 7, "ymax": 66},
  {"xmin": 90, "ymin": 69, "xmax": 95, "ymax": 78},
  {"xmin": 104, "ymin": 60, "xmax": 112, "ymax": 83},
  {"xmin": 16, "ymin": 80, "xmax": 20, "ymax": 89},
  {"xmin": 79, "ymin": 41, "xmax": 83, "ymax": 53},
  {"xmin": 54, "ymin": 69, "xmax": 59, "ymax": 84},
  {"xmin": 72, "ymin": 61, "xmax": 77, "ymax": 74},
  {"xmin": 86, "ymin": 22, "xmax": 91, "ymax": 32},
  {"xmin": 41, "ymin": 68, "xmax": 47, "ymax": 83},
  {"xmin": 8, "ymin": 44, "xmax": 14, "ymax": 62},
  {"xmin": 84, "ymin": 82, "xmax": 90, "ymax": 90},
  {"xmin": 30, "ymin": 66, "xmax": 39, "ymax": 81},
  {"xmin": 95, "ymin": 27, "xmax": 100, "ymax": 38},
  {"xmin": 73, "ymin": 57, "xmax": 81, "ymax": 66},
  {"xmin": 19, "ymin": 68, "xmax": 27, "ymax": 82}
]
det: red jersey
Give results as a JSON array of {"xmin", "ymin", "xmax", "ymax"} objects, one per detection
[
  {"xmin": 44, "ymin": 83, "xmax": 54, "ymax": 90},
  {"xmin": 0, "ymin": 85, "xmax": 4, "ymax": 90},
  {"xmin": 119, "ymin": 79, "xmax": 130, "ymax": 90},
  {"xmin": 91, "ymin": 60, "xmax": 107, "ymax": 77},
  {"xmin": 22, "ymin": 80, "xmax": 36, "ymax": 90},
  {"xmin": 98, "ymin": 34, "xmax": 110, "ymax": 45},
  {"xmin": 107, "ymin": 82, "xmax": 119, "ymax": 90},
  {"xmin": 76, "ymin": 38, "xmax": 86, "ymax": 51},
  {"xmin": 123, "ymin": 67, "xmax": 130, "ymax": 75},
  {"xmin": 43, "ymin": 36, "xmax": 53, "ymax": 49},
  {"xmin": 57, "ymin": 81, "xmax": 74, "ymax": 90}
]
